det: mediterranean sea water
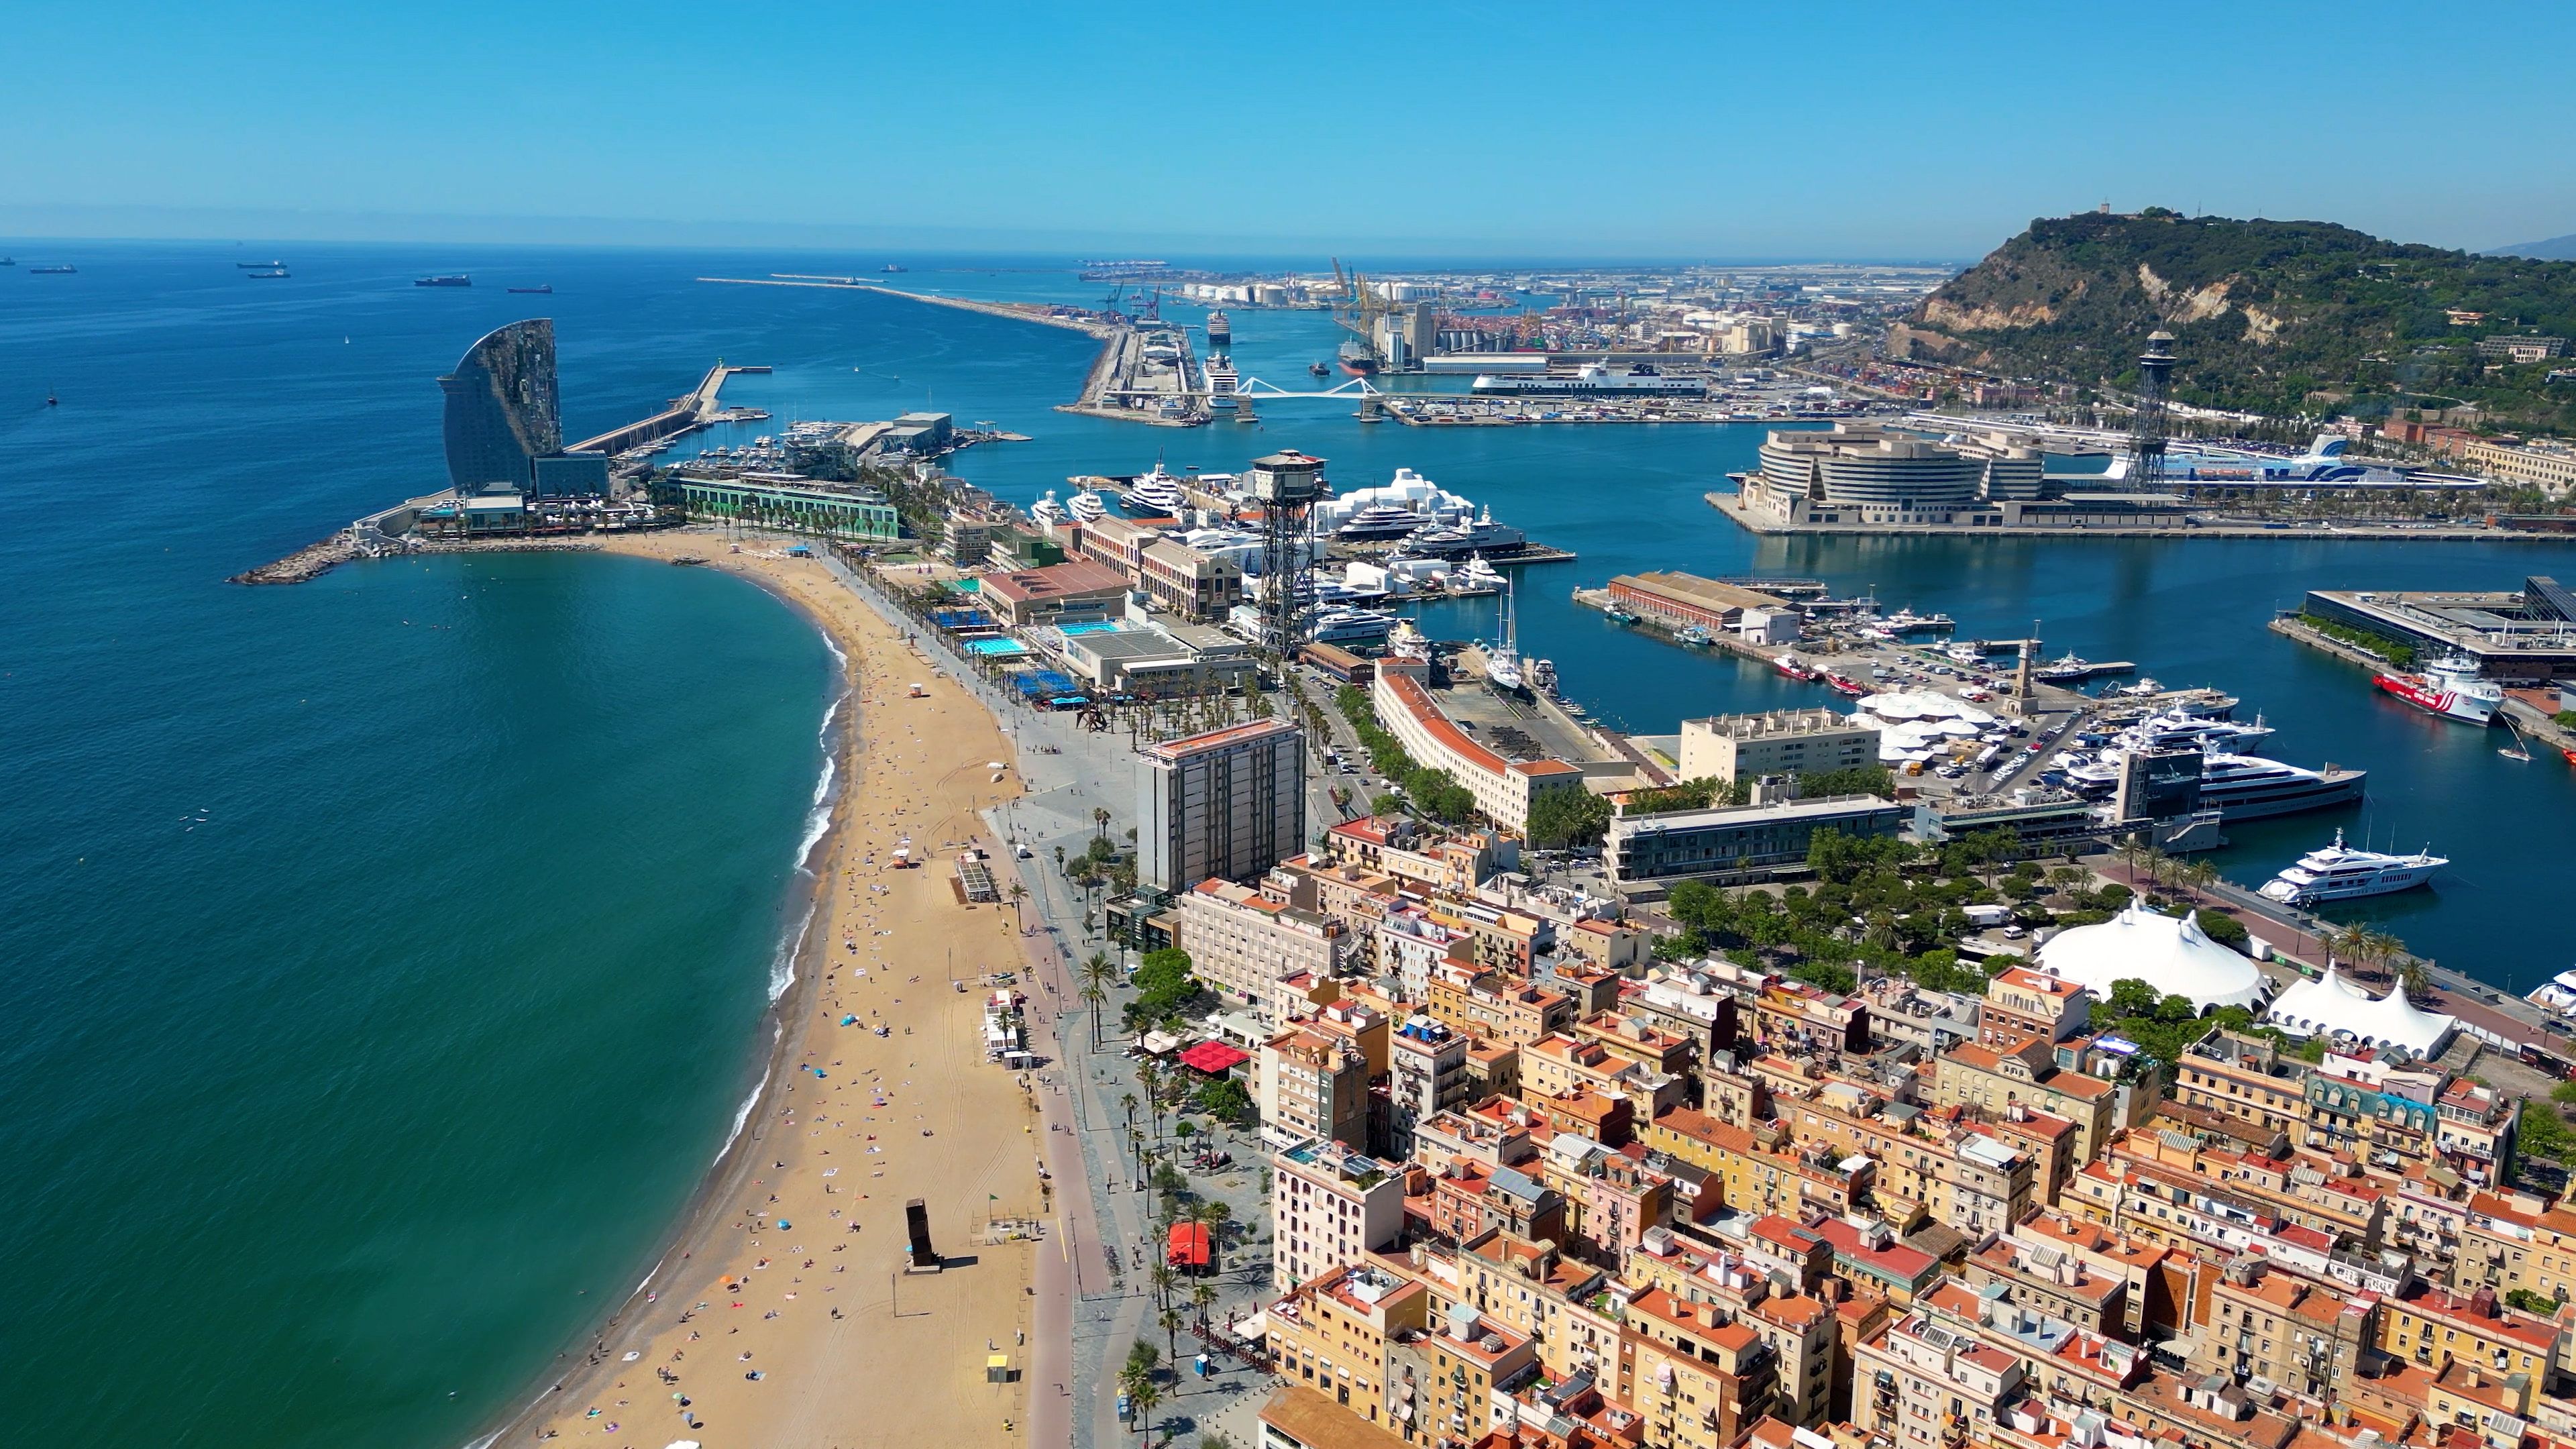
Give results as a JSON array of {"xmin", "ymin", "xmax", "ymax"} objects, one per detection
[{"xmin": 3, "ymin": 241, "xmax": 2573, "ymax": 1446}]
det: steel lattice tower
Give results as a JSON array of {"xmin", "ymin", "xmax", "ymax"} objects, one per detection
[
  {"xmin": 2129, "ymin": 329, "xmax": 2177, "ymax": 491},
  {"xmin": 1247, "ymin": 451, "xmax": 1325, "ymax": 668}
]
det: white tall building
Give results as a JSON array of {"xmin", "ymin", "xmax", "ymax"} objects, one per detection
[
  {"xmin": 1271, "ymin": 1137, "xmax": 1406, "ymax": 1291},
  {"xmin": 1138, "ymin": 718, "xmax": 1307, "ymax": 894}
]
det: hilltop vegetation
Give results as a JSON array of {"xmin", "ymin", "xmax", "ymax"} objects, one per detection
[{"xmin": 1893, "ymin": 209, "xmax": 2576, "ymax": 434}]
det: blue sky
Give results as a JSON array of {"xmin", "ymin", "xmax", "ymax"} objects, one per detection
[{"xmin": 7, "ymin": 1, "xmax": 2574, "ymax": 260}]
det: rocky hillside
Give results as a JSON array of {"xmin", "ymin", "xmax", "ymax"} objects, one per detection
[{"xmin": 1892, "ymin": 210, "xmax": 2576, "ymax": 433}]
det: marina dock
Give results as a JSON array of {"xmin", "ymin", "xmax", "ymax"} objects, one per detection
[{"xmin": 566, "ymin": 362, "xmax": 769, "ymax": 457}]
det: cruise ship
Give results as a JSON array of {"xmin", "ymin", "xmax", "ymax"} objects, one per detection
[
  {"xmin": 1205, "ymin": 311, "xmax": 1232, "ymax": 354},
  {"xmin": 1470, "ymin": 362, "xmax": 1707, "ymax": 398},
  {"xmin": 1122, "ymin": 465, "xmax": 1191, "ymax": 517},
  {"xmin": 1204, "ymin": 357, "xmax": 1239, "ymax": 411},
  {"xmin": 2373, "ymin": 655, "xmax": 2502, "ymax": 725},
  {"xmin": 2258, "ymin": 830, "xmax": 2445, "ymax": 906}
]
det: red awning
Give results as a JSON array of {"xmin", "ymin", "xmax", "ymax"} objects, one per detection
[
  {"xmin": 1176, "ymin": 1041, "xmax": 1250, "ymax": 1074},
  {"xmin": 1166, "ymin": 1221, "xmax": 1212, "ymax": 1268}
]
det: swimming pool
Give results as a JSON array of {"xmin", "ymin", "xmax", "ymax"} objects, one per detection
[
  {"xmin": 1057, "ymin": 621, "xmax": 1126, "ymax": 636},
  {"xmin": 964, "ymin": 638, "xmax": 1030, "ymax": 657}
]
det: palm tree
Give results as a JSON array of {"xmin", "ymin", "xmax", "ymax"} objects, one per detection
[
  {"xmin": 2116, "ymin": 833, "xmax": 2151, "ymax": 888},
  {"xmin": 1158, "ymin": 1305, "xmax": 1186, "ymax": 1369},
  {"xmin": 2185, "ymin": 857, "xmax": 2220, "ymax": 904},
  {"xmin": 2395, "ymin": 951, "xmax": 2434, "ymax": 1002},
  {"xmin": 1191, "ymin": 1280, "xmax": 1219, "ymax": 1334},
  {"xmin": 1007, "ymin": 880, "xmax": 1028, "ymax": 932},
  {"xmin": 1118, "ymin": 1362, "xmax": 1155, "ymax": 1434},
  {"xmin": 1093, "ymin": 806, "xmax": 1113, "ymax": 846},
  {"xmin": 1081, "ymin": 981, "xmax": 1108, "ymax": 1046},
  {"xmin": 1130, "ymin": 1380, "xmax": 1163, "ymax": 1444}
]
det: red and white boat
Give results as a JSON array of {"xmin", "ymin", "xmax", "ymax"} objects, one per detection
[
  {"xmin": 1823, "ymin": 672, "xmax": 1866, "ymax": 697},
  {"xmin": 2372, "ymin": 654, "xmax": 2501, "ymax": 725},
  {"xmin": 1774, "ymin": 653, "xmax": 1815, "ymax": 682}
]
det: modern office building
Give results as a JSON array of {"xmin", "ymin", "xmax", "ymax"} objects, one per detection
[
  {"xmin": 1604, "ymin": 794, "xmax": 1909, "ymax": 889},
  {"xmin": 1756, "ymin": 423, "xmax": 1984, "ymax": 516},
  {"xmin": 1139, "ymin": 718, "xmax": 1307, "ymax": 894},
  {"xmin": 439, "ymin": 319, "xmax": 561, "ymax": 492}
]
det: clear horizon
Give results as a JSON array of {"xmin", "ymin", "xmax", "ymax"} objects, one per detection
[{"xmin": 9, "ymin": 1, "xmax": 2575, "ymax": 259}]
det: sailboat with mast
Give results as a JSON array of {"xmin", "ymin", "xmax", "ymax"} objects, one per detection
[{"xmin": 1486, "ymin": 574, "xmax": 1525, "ymax": 695}]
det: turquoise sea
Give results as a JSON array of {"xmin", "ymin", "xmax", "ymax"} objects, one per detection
[{"xmin": 3, "ymin": 243, "xmax": 2573, "ymax": 1445}]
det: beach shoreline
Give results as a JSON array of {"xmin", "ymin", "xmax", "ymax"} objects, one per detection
[
  {"xmin": 476, "ymin": 527, "xmax": 1046, "ymax": 1449},
  {"xmin": 468, "ymin": 541, "xmax": 853, "ymax": 1448}
]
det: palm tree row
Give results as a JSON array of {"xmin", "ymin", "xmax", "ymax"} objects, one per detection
[
  {"xmin": 2326, "ymin": 921, "xmax": 2430, "ymax": 1000},
  {"xmin": 2116, "ymin": 834, "xmax": 2220, "ymax": 902}
]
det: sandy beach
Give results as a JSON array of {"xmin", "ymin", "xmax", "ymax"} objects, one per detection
[{"xmin": 491, "ymin": 529, "xmax": 1057, "ymax": 1448}]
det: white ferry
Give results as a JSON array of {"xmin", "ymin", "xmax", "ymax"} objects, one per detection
[{"xmin": 2257, "ymin": 829, "xmax": 2446, "ymax": 905}]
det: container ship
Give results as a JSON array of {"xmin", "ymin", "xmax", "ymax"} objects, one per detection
[
  {"xmin": 508, "ymin": 284, "xmax": 553, "ymax": 294},
  {"xmin": 2373, "ymin": 655, "xmax": 2501, "ymax": 725},
  {"xmin": 1470, "ymin": 362, "xmax": 1705, "ymax": 397},
  {"xmin": 414, "ymin": 274, "xmax": 472, "ymax": 288},
  {"xmin": 1338, "ymin": 339, "xmax": 1380, "ymax": 376}
]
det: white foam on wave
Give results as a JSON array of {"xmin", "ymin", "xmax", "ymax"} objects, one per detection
[
  {"xmin": 716, "ymin": 1028, "xmax": 780, "ymax": 1163},
  {"xmin": 793, "ymin": 753, "xmax": 836, "ymax": 873},
  {"xmin": 769, "ymin": 889, "xmax": 816, "ymax": 1003}
]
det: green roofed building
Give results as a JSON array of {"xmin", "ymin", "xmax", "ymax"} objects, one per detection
[{"xmin": 663, "ymin": 476, "xmax": 902, "ymax": 541}]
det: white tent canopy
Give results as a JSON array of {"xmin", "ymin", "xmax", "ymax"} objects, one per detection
[
  {"xmin": 2035, "ymin": 904, "xmax": 2269, "ymax": 1014},
  {"xmin": 2263, "ymin": 965, "xmax": 2457, "ymax": 1058}
]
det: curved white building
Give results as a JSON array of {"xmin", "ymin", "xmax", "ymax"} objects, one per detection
[
  {"xmin": 2035, "ymin": 904, "xmax": 2270, "ymax": 1014},
  {"xmin": 2263, "ymin": 965, "xmax": 2457, "ymax": 1058}
]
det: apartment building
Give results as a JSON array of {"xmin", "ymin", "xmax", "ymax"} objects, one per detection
[
  {"xmin": 1263, "ymin": 1027, "xmax": 1373, "ymax": 1153},
  {"xmin": 2189, "ymin": 1254, "xmax": 2377, "ymax": 1405},
  {"xmin": 1270, "ymin": 1263, "xmax": 1432, "ymax": 1429},
  {"xmin": 1933, "ymin": 1036, "xmax": 2120, "ymax": 1164},
  {"xmin": 1853, "ymin": 1309, "xmax": 2027, "ymax": 1449},
  {"xmin": 1386, "ymin": 1019, "xmax": 1470, "ymax": 1165},
  {"xmin": 1613, "ymin": 1288, "xmax": 1782, "ymax": 1449},
  {"xmin": 1183, "ymin": 877, "xmax": 1350, "ymax": 1010},
  {"xmin": 1140, "ymin": 718, "xmax": 1308, "ymax": 894},
  {"xmin": 2172, "ymin": 1031, "xmax": 2310, "ymax": 1141},
  {"xmin": 1676, "ymin": 709, "xmax": 1880, "ymax": 785},
  {"xmin": 1426, "ymin": 961, "xmax": 1577, "ymax": 1049},
  {"xmin": 1273, "ymin": 1138, "xmax": 1408, "ymax": 1291}
]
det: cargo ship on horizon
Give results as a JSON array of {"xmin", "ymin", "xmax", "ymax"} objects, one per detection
[{"xmin": 414, "ymin": 274, "xmax": 472, "ymax": 288}]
